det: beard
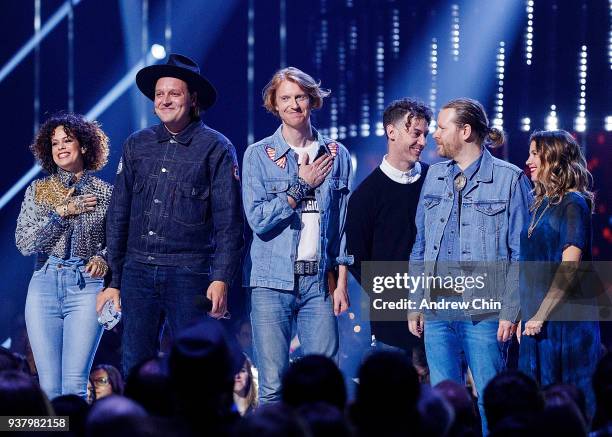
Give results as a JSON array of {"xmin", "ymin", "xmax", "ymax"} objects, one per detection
[{"xmin": 437, "ymin": 142, "xmax": 460, "ymax": 159}]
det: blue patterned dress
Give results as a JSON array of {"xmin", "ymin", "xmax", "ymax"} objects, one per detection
[{"xmin": 519, "ymin": 192, "xmax": 600, "ymax": 416}]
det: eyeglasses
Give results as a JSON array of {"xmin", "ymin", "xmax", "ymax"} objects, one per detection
[{"xmin": 92, "ymin": 376, "xmax": 109, "ymax": 387}]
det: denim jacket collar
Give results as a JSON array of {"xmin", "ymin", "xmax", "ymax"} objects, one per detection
[
  {"xmin": 154, "ymin": 119, "xmax": 201, "ymax": 145},
  {"xmin": 270, "ymin": 125, "xmax": 332, "ymax": 159},
  {"xmin": 440, "ymin": 147, "xmax": 494, "ymax": 184}
]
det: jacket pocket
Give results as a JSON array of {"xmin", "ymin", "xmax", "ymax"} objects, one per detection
[
  {"xmin": 130, "ymin": 178, "xmax": 146, "ymax": 223},
  {"xmin": 474, "ymin": 201, "xmax": 506, "ymax": 230},
  {"xmin": 328, "ymin": 177, "xmax": 348, "ymax": 192},
  {"xmin": 423, "ymin": 195, "xmax": 442, "ymax": 209},
  {"xmin": 473, "ymin": 201, "xmax": 506, "ymax": 216},
  {"xmin": 263, "ymin": 179, "xmax": 290, "ymax": 200},
  {"xmin": 264, "ymin": 179, "xmax": 290, "ymax": 193},
  {"xmin": 172, "ymin": 184, "xmax": 210, "ymax": 226}
]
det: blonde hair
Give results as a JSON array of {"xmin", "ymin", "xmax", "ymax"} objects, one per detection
[
  {"xmin": 262, "ymin": 67, "xmax": 330, "ymax": 116},
  {"xmin": 442, "ymin": 98, "xmax": 505, "ymax": 148},
  {"xmin": 529, "ymin": 129, "xmax": 594, "ymax": 212}
]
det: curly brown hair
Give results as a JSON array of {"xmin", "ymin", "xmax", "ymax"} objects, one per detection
[
  {"xmin": 529, "ymin": 129, "xmax": 594, "ymax": 212},
  {"xmin": 30, "ymin": 113, "xmax": 109, "ymax": 174}
]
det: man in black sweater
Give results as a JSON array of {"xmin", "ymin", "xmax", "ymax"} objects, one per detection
[{"xmin": 346, "ymin": 98, "xmax": 433, "ymax": 358}]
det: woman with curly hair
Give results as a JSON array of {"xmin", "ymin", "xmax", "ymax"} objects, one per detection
[
  {"xmin": 16, "ymin": 113, "xmax": 112, "ymax": 400},
  {"xmin": 519, "ymin": 129, "xmax": 600, "ymax": 418}
]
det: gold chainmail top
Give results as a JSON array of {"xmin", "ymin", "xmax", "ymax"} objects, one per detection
[
  {"xmin": 16, "ymin": 168, "xmax": 113, "ymax": 261},
  {"xmin": 34, "ymin": 175, "xmax": 71, "ymax": 207}
]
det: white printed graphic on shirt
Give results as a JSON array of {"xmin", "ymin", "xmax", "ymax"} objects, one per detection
[{"xmin": 290, "ymin": 141, "xmax": 321, "ymax": 262}]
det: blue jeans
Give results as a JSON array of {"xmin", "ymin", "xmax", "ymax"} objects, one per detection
[
  {"xmin": 250, "ymin": 274, "xmax": 338, "ymax": 404},
  {"xmin": 25, "ymin": 256, "xmax": 103, "ymax": 400},
  {"xmin": 121, "ymin": 259, "xmax": 209, "ymax": 376},
  {"xmin": 424, "ymin": 319, "xmax": 507, "ymax": 434}
]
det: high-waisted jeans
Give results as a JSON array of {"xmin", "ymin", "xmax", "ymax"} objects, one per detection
[{"xmin": 25, "ymin": 256, "xmax": 103, "ymax": 400}]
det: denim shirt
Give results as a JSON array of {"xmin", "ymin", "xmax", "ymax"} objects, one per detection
[
  {"xmin": 106, "ymin": 120, "xmax": 244, "ymax": 289},
  {"xmin": 242, "ymin": 125, "xmax": 353, "ymax": 292},
  {"xmin": 410, "ymin": 148, "xmax": 532, "ymax": 321}
]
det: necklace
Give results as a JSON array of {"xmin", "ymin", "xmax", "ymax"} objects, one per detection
[{"xmin": 527, "ymin": 202, "xmax": 550, "ymax": 238}]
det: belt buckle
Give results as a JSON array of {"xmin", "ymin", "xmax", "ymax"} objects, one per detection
[{"xmin": 294, "ymin": 260, "xmax": 318, "ymax": 276}]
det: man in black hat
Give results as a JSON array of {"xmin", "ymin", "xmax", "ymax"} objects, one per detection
[{"xmin": 100, "ymin": 54, "xmax": 244, "ymax": 376}]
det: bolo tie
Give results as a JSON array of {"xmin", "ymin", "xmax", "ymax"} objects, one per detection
[{"xmin": 454, "ymin": 172, "xmax": 467, "ymax": 226}]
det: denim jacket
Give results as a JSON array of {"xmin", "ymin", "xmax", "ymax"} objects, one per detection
[
  {"xmin": 410, "ymin": 148, "xmax": 532, "ymax": 321},
  {"xmin": 106, "ymin": 120, "xmax": 244, "ymax": 289},
  {"xmin": 242, "ymin": 126, "xmax": 353, "ymax": 292}
]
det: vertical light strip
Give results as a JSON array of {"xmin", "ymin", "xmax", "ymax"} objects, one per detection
[
  {"xmin": 521, "ymin": 117, "xmax": 531, "ymax": 132},
  {"xmin": 349, "ymin": 20, "xmax": 357, "ymax": 55},
  {"xmin": 429, "ymin": 38, "xmax": 438, "ymax": 134},
  {"xmin": 546, "ymin": 104, "xmax": 558, "ymax": 130},
  {"xmin": 140, "ymin": 0, "xmax": 149, "ymax": 129},
  {"xmin": 391, "ymin": 8, "xmax": 400, "ymax": 59},
  {"xmin": 330, "ymin": 97, "xmax": 338, "ymax": 140},
  {"xmin": 67, "ymin": 0, "xmax": 74, "ymax": 112},
  {"xmin": 609, "ymin": 0, "xmax": 612, "ymax": 70},
  {"xmin": 33, "ymin": 0, "xmax": 41, "ymax": 135},
  {"xmin": 360, "ymin": 93, "xmax": 370, "ymax": 137},
  {"xmin": 575, "ymin": 45, "xmax": 587, "ymax": 132},
  {"xmin": 375, "ymin": 36, "xmax": 385, "ymax": 136},
  {"xmin": 247, "ymin": 0, "xmax": 254, "ymax": 145},
  {"xmin": 338, "ymin": 41, "xmax": 347, "ymax": 140},
  {"xmin": 525, "ymin": 0, "xmax": 534, "ymax": 65},
  {"xmin": 280, "ymin": 0, "xmax": 286, "ymax": 68},
  {"xmin": 451, "ymin": 4, "xmax": 460, "ymax": 61},
  {"xmin": 493, "ymin": 41, "xmax": 505, "ymax": 129},
  {"xmin": 165, "ymin": 0, "xmax": 172, "ymax": 54}
]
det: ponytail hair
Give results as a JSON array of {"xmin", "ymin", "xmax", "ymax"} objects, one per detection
[{"xmin": 442, "ymin": 98, "xmax": 506, "ymax": 148}]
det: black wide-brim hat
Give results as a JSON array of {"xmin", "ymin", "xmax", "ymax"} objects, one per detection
[{"xmin": 136, "ymin": 53, "xmax": 217, "ymax": 110}]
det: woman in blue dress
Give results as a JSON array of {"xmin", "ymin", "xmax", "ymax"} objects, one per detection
[{"xmin": 519, "ymin": 129, "xmax": 600, "ymax": 418}]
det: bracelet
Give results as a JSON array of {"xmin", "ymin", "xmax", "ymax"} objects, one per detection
[
  {"xmin": 57, "ymin": 203, "xmax": 69, "ymax": 217},
  {"xmin": 88, "ymin": 256, "xmax": 108, "ymax": 276},
  {"xmin": 287, "ymin": 177, "xmax": 312, "ymax": 204}
]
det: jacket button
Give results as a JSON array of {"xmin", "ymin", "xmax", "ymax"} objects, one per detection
[
  {"xmin": 161, "ymin": 168, "xmax": 168, "ymax": 173},
  {"xmin": 433, "ymin": 245, "xmax": 438, "ymax": 250},
  {"xmin": 147, "ymin": 256, "xmax": 155, "ymax": 261},
  {"xmin": 440, "ymin": 218, "xmax": 445, "ymax": 222},
  {"xmin": 153, "ymin": 199, "xmax": 161, "ymax": 204},
  {"xmin": 148, "ymin": 230, "xmax": 155, "ymax": 236}
]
